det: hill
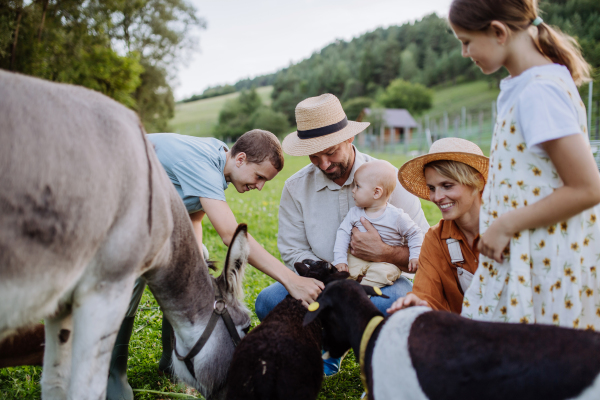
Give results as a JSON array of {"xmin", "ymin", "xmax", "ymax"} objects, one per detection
[
  {"xmin": 171, "ymin": 86, "xmax": 273, "ymax": 137},
  {"xmin": 169, "ymin": 80, "xmax": 500, "ymax": 142}
]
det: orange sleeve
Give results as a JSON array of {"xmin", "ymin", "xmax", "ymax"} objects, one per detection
[{"xmin": 410, "ymin": 233, "xmax": 451, "ymax": 312}]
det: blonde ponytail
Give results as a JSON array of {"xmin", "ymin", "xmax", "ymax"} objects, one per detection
[{"xmin": 533, "ymin": 22, "xmax": 591, "ymax": 86}]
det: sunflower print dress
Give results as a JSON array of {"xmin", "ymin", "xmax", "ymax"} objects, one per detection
[{"xmin": 461, "ymin": 74, "xmax": 600, "ymax": 331}]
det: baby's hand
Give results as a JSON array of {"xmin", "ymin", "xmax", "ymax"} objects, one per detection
[
  {"xmin": 408, "ymin": 258, "xmax": 419, "ymax": 273},
  {"xmin": 335, "ymin": 263, "xmax": 349, "ymax": 272}
]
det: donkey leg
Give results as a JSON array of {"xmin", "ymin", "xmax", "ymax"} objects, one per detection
[
  {"xmin": 41, "ymin": 311, "xmax": 73, "ymax": 400},
  {"xmin": 68, "ymin": 278, "xmax": 134, "ymax": 400}
]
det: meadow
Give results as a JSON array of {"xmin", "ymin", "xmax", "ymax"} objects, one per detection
[
  {"xmin": 170, "ymin": 86, "xmax": 274, "ymax": 138},
  {"xmin": 0, "ymin": 153, "xmax": 442, "ymax": 400}
]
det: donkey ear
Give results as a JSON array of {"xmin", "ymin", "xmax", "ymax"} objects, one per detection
[
  {"xmin": 303, "ymin": 300, "xmax": 328, "ymax": 326},
  {"xmin": 361, "ymin": 285, "xmax": 389, "ymax": 298},
  {"xmin": 294, "ymin": 262, "xmax": 310, "ymax": 277},
  {"xmin": 221, "ymin": 224, "xmax": 250, "ymax": 299}
]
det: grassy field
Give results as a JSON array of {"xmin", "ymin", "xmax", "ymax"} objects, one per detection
[
  {"xmin": 427, "ymin": 80, "xmax": 500, "ymax": 119},
  {"xmin": 0, "ymin": 153, "xmax": 441, "ymax": 400},
  {"xmin": 170, "ymin": 86, "xmax": 274, "ymax": 138}
]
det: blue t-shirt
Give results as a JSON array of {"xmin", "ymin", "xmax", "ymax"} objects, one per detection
[{"xmin": 148, "ymin": 133, "xmax": 229, "ymax": 213}]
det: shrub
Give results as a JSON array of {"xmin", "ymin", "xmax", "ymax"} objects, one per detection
[
  {"xmin": 343, "ymin": 97, "xmax": 373, "ymax": 120},
  {"xmin": 377, "ymin": 79, "xmax": 433, "ymax": 115}
]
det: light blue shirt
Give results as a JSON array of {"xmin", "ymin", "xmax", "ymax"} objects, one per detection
[{"xmin": 148, "ymin": 133, "xmax": 229, "ymax": 213}]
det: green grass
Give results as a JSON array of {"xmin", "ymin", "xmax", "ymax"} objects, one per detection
[
  {"xmin": 428, "ymin": 80, "xmax": 500, "ymax": 119},
  {"xmin": 0, "ymin": 153, "xmax": 441, "ymax": 400},
  {"xmin": 417, "ymin": 80, "xmax": 500, "ymax": 152},
  {"xmin": 170, "ymin": 86, "xmax": 273, "ymax": 138}
]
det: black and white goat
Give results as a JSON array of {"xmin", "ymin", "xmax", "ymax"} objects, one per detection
[
  {"xmin": 304, "ymin": 279, "xmax": 600, "ymax": 400},
  {"xmin": 225, "ymin": 260, "xmax": 348, "ymax": 400}
]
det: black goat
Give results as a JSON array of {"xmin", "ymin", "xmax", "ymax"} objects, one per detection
[
  {"xmin": 224, "ymin": 260, "xmax": 349, "ymax": 400},
  {"xmin": 304, "ymin": 279, "xmax": 600, "ymax": 400}
]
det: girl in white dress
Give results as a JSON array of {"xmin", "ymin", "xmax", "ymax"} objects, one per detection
[{"xmin": 449, "ymin": 0, "xmax": 600, "ymax": 330}]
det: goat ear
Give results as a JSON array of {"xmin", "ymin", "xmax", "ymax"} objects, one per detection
[
  {"xmin": 294, "ymin": 262, "xmax": 310, "ymax": 277},
  {"xmin": 361, "ymin": 285, "xmax": 389, "ymax": 298},
  {"xmin": 303, "ymin": 301, "xmax": 327, "ymax": 326},
  {"xmin": 221, "ymin": 224, "xmax": 249, "ymax": 299}
]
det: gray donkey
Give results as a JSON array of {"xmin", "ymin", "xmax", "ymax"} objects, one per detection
[{"xmin": 0, "ymin": 70, "xmax": 251, "ymax": 400}]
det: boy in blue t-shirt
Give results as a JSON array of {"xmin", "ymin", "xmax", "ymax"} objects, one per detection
[{"xmin": 108, "ymin": 129, "xmax": 325, "ymax": 400}]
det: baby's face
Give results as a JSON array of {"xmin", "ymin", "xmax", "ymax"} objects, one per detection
[
  {"xmin": 352, "ymin": 161, "xmax": 397, "ymax": 207},
  {"xmin": 352, "ymin": 168, "xmax": 377, "ymax": 207}
]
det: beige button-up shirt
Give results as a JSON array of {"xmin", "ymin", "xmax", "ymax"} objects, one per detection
[{"xmin": 278, "ymin": 147, "xmax": 430, "ymax": 270}]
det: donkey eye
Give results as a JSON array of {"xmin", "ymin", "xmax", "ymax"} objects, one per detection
[{"xmin": 242, "ymin": 325, "xmax": 251, "ymax": 335}]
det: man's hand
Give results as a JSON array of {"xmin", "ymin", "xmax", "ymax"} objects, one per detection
[
  {"xmin": 408, "ymin": 258, "xmax": 419, "ymax": 273},
  {"xmin": 350, "ymin": 217, "xmax": 387, "ymax": 262},
  {"xmin": 335, "ymin": 263, "xmax": 349, "ymax": 272},
  {"xmin": 386, "ymin": 294, "xmax": 428, "ymax": 315},
  {"xmin": 284, "ymin": 273, "xmax": 324, "ymax": 308}
]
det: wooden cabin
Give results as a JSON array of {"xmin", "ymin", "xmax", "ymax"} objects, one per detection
[{"xmin": 357, "ymin": 108, "xmax": 418, "ymax": 147}]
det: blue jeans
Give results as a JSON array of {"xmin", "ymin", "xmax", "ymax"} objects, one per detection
[{"xmin": 254, "ymin": 276, "xmax": 413, "ymax": 321}]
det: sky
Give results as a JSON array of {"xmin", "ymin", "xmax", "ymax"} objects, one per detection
[{"xmin": 175, "ymin": 0, "xmax": 453, "ymax": 100}]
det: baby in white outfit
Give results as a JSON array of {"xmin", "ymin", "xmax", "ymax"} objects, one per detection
[{"xmin": 333, "ymin": 160, "xmax": 423, "ymax": 287}]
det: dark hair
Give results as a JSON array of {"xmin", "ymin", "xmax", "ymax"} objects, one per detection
[
  {"xmin": 230, "ymin": 129, "xmax": 284, "ymax": 171},
  {"xmin": 449, "ymin": 0, "xmax": 591, "ymax": 85}
]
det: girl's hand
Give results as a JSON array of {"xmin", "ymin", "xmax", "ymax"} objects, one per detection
[
  {"xmin": 478, "ymin": 216, "xmax": 513, "ymax": 263},
  {"xmin": 386, "ymin": 294, "xmax": 428, "ymax": 315}
]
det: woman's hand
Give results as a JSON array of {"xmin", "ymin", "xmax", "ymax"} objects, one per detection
[
  {"xmin": 386, "ymin": 294, "xmax": 428, "ymax": 315},
  {"xmin": 478, "ymin": 216, "xmax": 512, "ymax": 263}
]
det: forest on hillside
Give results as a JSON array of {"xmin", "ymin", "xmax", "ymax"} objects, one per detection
[{"xmin": 213, "ymin": 0, "xmax": 600, "ymax": 128}]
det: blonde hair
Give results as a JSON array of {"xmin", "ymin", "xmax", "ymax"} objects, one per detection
[
  {"xmin": 357, "ymin": 160, "xmax": 397, "ymax": 199},
  {"xmin": 424, "ymin": 160, "xmax": 485, "ymax": 192},
  {"xmin": 378, "ymin": 171, "xmax": 397, "ymax": 199},
  {"xmin": 449, "ymin": 0, "xmax": 591, "ymax": 85}
]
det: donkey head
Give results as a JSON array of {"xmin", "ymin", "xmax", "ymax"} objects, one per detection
[{"xmin": 172, "ymin": 224, "xmax": 251, "ymax": 400}]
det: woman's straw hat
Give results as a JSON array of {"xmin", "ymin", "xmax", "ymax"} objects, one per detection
[
  {"xmin": 399, "ymin": 138, "xmax": 489, "ymax": 200},
  {"xmin": 282, "ymin": 94, "xmax": 370, "ymax": 156}
]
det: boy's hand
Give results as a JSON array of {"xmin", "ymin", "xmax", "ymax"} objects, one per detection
[
  {"xmin": 386, "ymin": 294, "xmax": 428, "ymax": 315},
  {"xmin": 335, "ymin": 263, "xmax": 349, "ymax": 272},
  {"xmin": 408, "ymin": 258, "xmax": 419, "ymax": 273}
]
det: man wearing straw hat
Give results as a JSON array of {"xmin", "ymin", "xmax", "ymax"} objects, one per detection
[{"xmin": 254, "ymin": 93, "xmax": 429, "ymax": 375}]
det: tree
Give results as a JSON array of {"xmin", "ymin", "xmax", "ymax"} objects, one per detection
[
  {"xmin": 250, "ymin": 108, "xmax": 290, "ymax": 137},
  {"xmin": 0, "ymin": 0, "xmax": 204, "ymax": 132},
  {"xmin": 343, "ymin": 97, "xmax": 373, "ymax": 120},
  {"xmin": 272, "ymin": 89, "xmax": 306, "ymax": 125},
  {"xmin": 134, "ymin": 61, "xmax": 175, "ymax": 132},
  {"xmin": 181, "ymin": 85, "xmax": 236, "ymax": 103},
  {"xmin": 105, "ymin": 0, "xmax": 205, "ymax": 131},
  {"xmin": 377, "ymin": 79, "xmax": 433, "ymax": 115},
  {"xmin": 214, "ymin": 88, "xmax": 265, "ymax": 140},
  {"xmin": 399, "ymin": 44, "xmax": 420, "ymax": 83}
]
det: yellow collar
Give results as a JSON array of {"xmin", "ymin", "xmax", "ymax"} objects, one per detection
[{"xmin": 359, "ymin": 315, "xmax": 384, "ymax": 395}]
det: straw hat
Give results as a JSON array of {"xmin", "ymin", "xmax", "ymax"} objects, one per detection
[
  {"xmin": 398, "ymin": 138, "xmax": 489, "ymax": 200},
  {"xmin": 282, "ymin": 94, "xmax": 370, "ymax": 156}
]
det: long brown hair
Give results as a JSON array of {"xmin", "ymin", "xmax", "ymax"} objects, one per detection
[{"xmin": 449, "ymin": 0, "xmax": 591, "ymax": 85}]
